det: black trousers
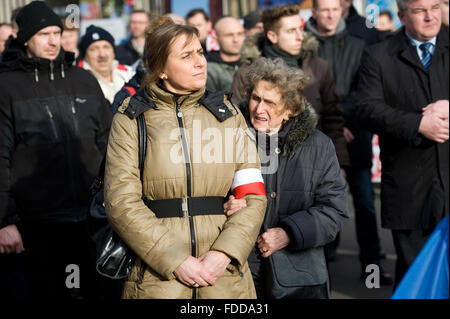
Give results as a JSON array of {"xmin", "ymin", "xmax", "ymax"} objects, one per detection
[
  {"xmin": 19, "ymin": 220, "xmax": 96, "ymax": 300},
  {"xmin": 391, "ymin": 229, "xmax": 431, "ymax": 289},
  {"xmin": 0, "ymin": 253, "xmax": 27, "ymax": 300}
]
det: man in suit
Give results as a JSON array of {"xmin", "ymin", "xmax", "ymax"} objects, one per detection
[{"xmin": 356, "ymin": 0, "xmax": 448, "ymax": 288}]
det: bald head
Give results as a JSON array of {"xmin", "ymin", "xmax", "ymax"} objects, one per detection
[
  {"xmin": 0, "ymin": 24, "xmax": 13, "ymax": 54},
  {"xmin": 214, "ymin": 16, "xmax": 245, "ymax": 61},
  {"xmin": 164, "ymin": 13, "xmax": 186, "ymax": 25},
  {"xmin": 214, "ymin": 16, "xmax": 243, "ymax": 35}
]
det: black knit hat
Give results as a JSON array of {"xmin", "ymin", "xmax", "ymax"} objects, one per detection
[
  {"xmin": 243, "ymin": 10, "xmax": 262, "ymax": 30},
  {"xmin": 16, "ymin": 1, "xmax": 63, "ymax": 44},
  {"xmin": 79, "ymin": 25, "xmax": 115, "ymax": 59}
]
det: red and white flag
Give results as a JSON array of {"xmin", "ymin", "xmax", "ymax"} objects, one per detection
[{"xmin": 231, "ymin": 168, "xmax": 266, "ymax": 199}]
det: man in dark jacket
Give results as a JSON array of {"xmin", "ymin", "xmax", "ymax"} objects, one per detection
[
  {"xmin": 356, "ymin": 0, "xmax": 448, "ymax": 288},
  {"xmin": 206, "ymin": 16, "xmax": 245, "ymax": 93},
  {"xmin": 116, "ymin": 10, "xmax": 150, "ymax": 66},
  {"xmin": 306, "ymin": 0, "xmax": 393, "ymax": 284},
  {"xmin": 0, "ymin": 1, "xmax": 112, "ymax": 299},
  {"xmin": 341, "ymin": 0, "xmax": 379, "ymax": 45},
  {"xmin": 231, "ymin": 3, "xmax": 349, "ymax": 169}
]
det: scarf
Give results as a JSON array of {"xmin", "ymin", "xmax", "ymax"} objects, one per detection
[{"xmin": 262, "ymin": 38, "xmax": 301, "ymax": 68}]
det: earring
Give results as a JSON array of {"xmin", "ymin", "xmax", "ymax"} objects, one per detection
[{"xmin": 161, "ymin": 74, "xmax": 167, "ymax": 80}]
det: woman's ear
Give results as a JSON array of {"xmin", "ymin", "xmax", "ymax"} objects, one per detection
[{"xmin": 282, "ymin": 109, "xmax": 291, "ymax": 121}]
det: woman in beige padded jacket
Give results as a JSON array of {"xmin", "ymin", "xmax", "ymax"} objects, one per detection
[{"xmin": 104, "ymin": 17, "xmax": 267, "ymax": 299}]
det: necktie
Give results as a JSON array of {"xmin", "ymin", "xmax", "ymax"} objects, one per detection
[{"xmin": 419, "ymin": 42, "xmax": 433, "ymax": 71}]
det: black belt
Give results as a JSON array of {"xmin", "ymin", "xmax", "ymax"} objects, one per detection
[{"xmin": 143, "ymin": 196, "xmax": 225, "ymax": 218}]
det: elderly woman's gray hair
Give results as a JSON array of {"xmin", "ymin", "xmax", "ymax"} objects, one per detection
[{"xmin": 243, "ymin": 57, "xmax": 309, "ymax": 117}]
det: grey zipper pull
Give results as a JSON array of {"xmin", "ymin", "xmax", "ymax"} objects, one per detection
[
  {"xmin": 50, "ymin": 60, "xmax": 54, "ymax": 81},
  {"xmin": 61, "ymin": 63, "xmax": 65, "ymax": 79},
  {"xmin": 45, "ymin": 105, "xmax": 53, "ymax": 118},
  {"xmin": 71, "ymin": 100, "xmax": 76, "ymax": 114},
  {"xmin": 34, "ymin": 65, "xmax": 39, "ymax": 82}
]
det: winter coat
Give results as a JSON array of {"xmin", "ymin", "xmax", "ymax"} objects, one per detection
[
  {"xmin": 111, "ymin": 59, "xmax": 147, "ymax": 114},
  {"xmin": 345, "ymin": 5, "xmax": 379, "ymax": 46},
  {"xmin": 356, "ymin": 28, "xmax": 449, "ymax": 230},
  {"xmin": 206, "ymin": 51, "xmax": 241, "ymax": 93},
  {"xmin": 78, "ymin": 59, "xmax": 135, "ymax": 104},
  {"xmin": 242, "ymin": 103, "xmax": 348, "ymax": 298},
  {"xmin": 116, "ymin": 39, "xmax": 142, "ymax": 66},
  {"xmin": 104, "ymin": 82, "xmax": 267, "ymax": 299},
  {"xmin": 0, "ymin": 38, "xmax": 112, "ymax": 228},
  {"xmin": 305, "ymin": 18, "xmax": 371, "ymax": 169},
  {"xmin": 231, "ymin": 33, "xmax": 349, "ymax": 168}
]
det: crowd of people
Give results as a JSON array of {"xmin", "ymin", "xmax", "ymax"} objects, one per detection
[{"xmin": 0, "ymin": 0, "xmax": 448, "ymax": 300}]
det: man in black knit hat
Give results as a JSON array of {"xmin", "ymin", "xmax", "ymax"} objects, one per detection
[
  {"xmin": 0, "ymin": 1, "xmax": 112, "ymax": 300},
  {"xmin": 78, "ymin": 25, "xmax": 134, "ymax": 104}
]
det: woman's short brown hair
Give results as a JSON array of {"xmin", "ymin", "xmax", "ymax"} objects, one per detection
[
  {"xmin": 243, "ymin": 57, "xmax": 308, "ymax": 117},
  {"xmin": 143, "ymin": 16, "xmax": 199, "ymax": 87}
]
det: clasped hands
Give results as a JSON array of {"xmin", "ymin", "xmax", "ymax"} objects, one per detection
[
  {"xmin": 419, "ymin": 100, "xmax": 449, "ymax": 143},
  {"xmin": 174, "ymin": 250, "xmax": 231, "ymax": 288}
]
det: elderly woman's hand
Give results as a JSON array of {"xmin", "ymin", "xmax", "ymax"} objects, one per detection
[
  {"xmin": 257, "ymin": 227, "xmax": 290, "ymax": 258},
  {"xmin": 223, "ymin": 195, "xmax": 247, "ymax": 217}
]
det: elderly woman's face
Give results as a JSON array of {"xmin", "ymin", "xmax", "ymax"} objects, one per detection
[
  {"xmin": 160, "ymin": 34, "xmax": 207, "ymax": 94},
  {"xmin": 249, "ymin": 80, "xmax": 290, "ymax": 135}
]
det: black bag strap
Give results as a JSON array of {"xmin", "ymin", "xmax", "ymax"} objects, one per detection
[
  {"xmin": 90, "ymin": 113, "xmax": 147, "ymax": 198},
  {"xmin": 137, "ymin": 113, "xmax": 147, "ymax": 185}
]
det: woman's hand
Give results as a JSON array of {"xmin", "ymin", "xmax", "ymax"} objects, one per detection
[
  {"xmin": 223, "ymin": 195, "xmax": 247, "ymax": 217},
  {"xmin": 257, "ymin": 227, "xmax": 290, "ymax": 258},
  {"xmin": 198, "ymin": 250, "xmax": 231, "ymax": 285},
  {"xmin": 173, "ymin": 256, "xmax": 214, "ymax": 287}
]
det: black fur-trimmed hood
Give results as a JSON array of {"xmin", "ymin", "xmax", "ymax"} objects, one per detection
[{"xmin": 282, "ymin": 102, "xmax": 318, "ymax": 157}]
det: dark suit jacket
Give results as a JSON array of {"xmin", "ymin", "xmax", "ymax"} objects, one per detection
[{"xmin": 356, "ymin": 28, "xmax": 449, "ymax": 230}]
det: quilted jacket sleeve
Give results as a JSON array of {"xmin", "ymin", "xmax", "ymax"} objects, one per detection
[
  {"xmin": 211, "ymin": 111, "xmax": 267, "ymax": 267},
  {"xmin": 104, "ymin": 113, "xmax": 190, "ymax": 280}
]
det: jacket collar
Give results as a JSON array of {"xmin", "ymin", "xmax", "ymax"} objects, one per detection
[
  {"xmin": 388, "ymin": 27, "xmax": 448, "ymax": 72},
  {"xmin": 145, "ymin": 81, "xmax": 206, "ymax": 109},
  {"xmin": 0, "ymin": 37, "xmax": 74, "ymax": 74},
  {"xmin": 306, "ymin": 17, "xmax": 347, "ymax": 41}
]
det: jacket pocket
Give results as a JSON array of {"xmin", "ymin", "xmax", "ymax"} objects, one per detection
[
  {"xmin": 269, "ymin": 247, "xmax": 328, "ymax": 287},
  {"xmin": 14, "ymin": 98, "xmax": 62, "ymax": 145},
  {"xmin": 69, "ymin": 99, "xmax": 80, "ymax": 136}
]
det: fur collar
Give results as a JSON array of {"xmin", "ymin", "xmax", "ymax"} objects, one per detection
[
  {"xmin": 282, "ymin": 102, "xmax": 318, "ymax": 157},
  {"xmin": 241, "ymin": 102, "xmax": 318, "ymax": 157}
]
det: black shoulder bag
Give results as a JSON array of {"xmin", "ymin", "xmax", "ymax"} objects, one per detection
[{"xmin": 89, "ymin": 113, "xmax": 147, "ymax": 280}]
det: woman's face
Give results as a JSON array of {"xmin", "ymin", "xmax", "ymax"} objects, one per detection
[
  {"xmin": 160, "ymin": 34, "xmax": 207, "ymax": 94},
  {"xmin": 249, "ymin": 80, "xmax": 291, "ymax": 135}
]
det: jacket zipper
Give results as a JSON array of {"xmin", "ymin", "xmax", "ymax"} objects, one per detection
[
  {"xmin": 70, "ymin": 99, "xmax": 80, "ymax": 135},
  {"xmin": 176, "ymin": 101, "xmax": 197, "ymax": 299},
  {"xmin": 45, "ymin": 104, "xmax": 58, "ymax": 140}
]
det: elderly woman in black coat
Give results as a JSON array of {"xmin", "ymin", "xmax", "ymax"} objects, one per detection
[{"xmin": 225, "ymin": 57, "xmax": 348, "ymax": 299}]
